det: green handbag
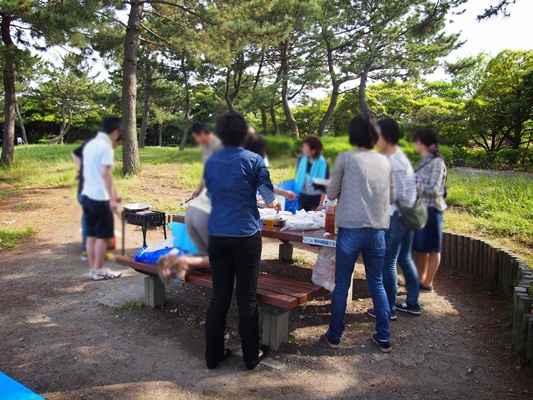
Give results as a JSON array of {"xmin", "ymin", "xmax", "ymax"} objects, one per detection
[{"xmin": 396, "ymin": 196, "xmax": 428, "ymax": 231}]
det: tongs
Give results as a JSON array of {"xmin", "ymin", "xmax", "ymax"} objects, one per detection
[{"xmin": 179, "ymin": 197, "xmax": 194, "ymax": 207}]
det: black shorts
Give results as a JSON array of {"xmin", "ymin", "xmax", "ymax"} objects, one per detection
[{"xmin": 82, "ymin": 196, "xmax": 114, "ymax": 239}]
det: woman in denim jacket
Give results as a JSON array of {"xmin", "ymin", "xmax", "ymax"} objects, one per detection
[{"xmin": 203, "ymin": 112, "xmax": 280, "ymax": 370}]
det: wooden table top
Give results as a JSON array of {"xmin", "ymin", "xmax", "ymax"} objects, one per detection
[{"xmin": 171, "ymin": 214, "xmax": 336, "ymax": 247}]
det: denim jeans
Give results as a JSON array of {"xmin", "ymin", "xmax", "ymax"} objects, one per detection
[
  {"xmin": 77, "ymin": 194, "xmax": 87, "ymax": 252},
  {"xmin": 205, "ymin": 232, "xmax": 262, "ymax": 366},
  {"xmin": 328, "ymin": 228, "xmax": 390, "ymax": 343},
  {"xmin": 383, "ymin": 212, "xmax": 420, "ymax": 310}
]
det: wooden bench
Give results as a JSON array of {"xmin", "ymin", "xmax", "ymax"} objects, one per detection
[{"xmin": 115, "ymin": 255, "xmax": 325, "ymax": 350}]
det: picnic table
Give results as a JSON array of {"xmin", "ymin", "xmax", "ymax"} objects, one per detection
[{"xmin": 171, "ymin": 214, "xmax": 337, "ymax": 262}]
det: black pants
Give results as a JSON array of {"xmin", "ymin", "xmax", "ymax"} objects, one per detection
[{"xmin": 205, "ymin": 232, "xmax": 262, "ymax": 366}]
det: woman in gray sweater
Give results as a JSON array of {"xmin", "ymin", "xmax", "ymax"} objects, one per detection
[{"xmin": 324, "ymin": 113, "xmax": 393, "ymax": 353}]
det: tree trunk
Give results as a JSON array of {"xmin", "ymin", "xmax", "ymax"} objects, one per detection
[
  {"xmin": 138, "ymin": 62, "xmax": 152, "ymax": 148},
  {"xmin": 179, "ymin": 65, "xmax": 191, "ymax": 151},
  {"xmin": 158, "ymin": 122, "xmax": 163, "ymax": 147},
  {"xmin": 121, "ymin": 1, "xmax": 143, "ymax": 175},
  {"xmin": 1, "ymin": 15, "xmax": 16, "ymax": 166},
  {"xmin": 15, "ymin": 102, "xmax": 27, "ymax": 144},
  {"xmin": 358, "ymin": 67, "xmax": 371, "ymax": 114},
  {"xmin": 260, "ymin": 105, "xmax": 268, "ymax": 135},
  {"xmin": 270, "ymin": 104, "xmax": 279, "ymax": 136},
  {"xmin": 280, "ymin": 43, "xmax": 298, "ymax": 139},
  {"xmin": 48, "ymin": 103, "xmax": 72, "ymax": 144},
  {"xmin": 318, "ymin": 82, "xmax": 341, "ymax": 137}
]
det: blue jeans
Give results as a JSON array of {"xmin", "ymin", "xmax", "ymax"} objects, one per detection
[
  {"xmin": 327, "ymin": 228, "xmax": 390, "ymax": 343},
  {"xmin": 77, "ymin": 194, "xmax": 87, "ymax": 252},
  {"xmin": 383, "ymin": 212, "xmax": 420, "ymax": 310}
]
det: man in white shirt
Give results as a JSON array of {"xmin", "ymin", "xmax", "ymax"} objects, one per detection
[{"xmin": 81, "ymin": 117, "xmax": 122, "ymax": 280}]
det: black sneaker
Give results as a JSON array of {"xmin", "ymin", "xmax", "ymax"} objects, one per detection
[
  {"xmin": 367, "ymin": 308, "xmax": 397, "ymax": 321},
  {"xmin": 396, "ymin": 300, "xmax": 421, "ymax": 316},
  {"xmin": 372, "ymin": 334, "xmax": 392, "ymax": 353}
]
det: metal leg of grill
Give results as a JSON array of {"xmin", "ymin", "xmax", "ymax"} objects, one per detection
[
  {"xmin": 121, "ymin": 217, "xmax": 126, "ymax": 256},
  {"xmin": 141, "ymin": 224, "xmax": 148, "ymax": 248}
]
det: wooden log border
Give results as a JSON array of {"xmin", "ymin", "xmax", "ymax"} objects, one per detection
[{"xmin": 440, "ymin": 231, "xmax": 533, "ymax": 365}]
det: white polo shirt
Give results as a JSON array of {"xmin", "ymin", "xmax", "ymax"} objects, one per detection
[{"xmin": 81, "ymin": 132, "xmax": 114, "ymax": 201}]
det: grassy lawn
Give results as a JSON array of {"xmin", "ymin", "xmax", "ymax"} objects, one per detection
[{"xmin": 1, "ymin": 144, "xmax": 531, "ymax": 266}]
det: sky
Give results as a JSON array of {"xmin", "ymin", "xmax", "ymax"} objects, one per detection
[{"xmin": 446, "ymin": 0, "xmax": 533, "ymax": 58}]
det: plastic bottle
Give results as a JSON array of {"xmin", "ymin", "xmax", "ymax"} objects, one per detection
[{"xmin": 325, "ymin": 199, "xmax": 336, "ymax": 234}]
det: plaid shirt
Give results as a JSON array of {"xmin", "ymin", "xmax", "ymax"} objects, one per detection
[{"xmin": 415, "ymin": 155, "xmax": 447, "ymax": 211}]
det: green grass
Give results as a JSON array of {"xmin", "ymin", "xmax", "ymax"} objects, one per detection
[
  {"xmin": 113, "ymin": 299, "xmax": 144, "ymax": 312},
  {"xmin": 446, "ymin": 172, "xmax": 533, "ymax": 246},
  {"xmin": 0, "ymin": 226, "xmax": 36, "ymax": 250}
]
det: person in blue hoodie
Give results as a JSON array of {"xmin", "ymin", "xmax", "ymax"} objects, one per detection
[{"xmin": 294, "ymin": 135, "xmax": 329, "ymax": 211}]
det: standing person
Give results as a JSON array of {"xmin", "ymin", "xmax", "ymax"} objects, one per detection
[
  {"xmin": 244, "ymin": 132, "xmax": 297, "ymax": 201},
  {"xmin": 324, "ymin": 113, "xmax": 393, "ymax": 353},
  {"xmin": 81, "ymin": 117, "xmax": 122, "ymax": 280},
  {"xmin": 72, "ymin": 138, "xmax": 120, "ymax": 262},
  {"xmin": 185, "ymin": 122, "xmax": 223, "ymax": 255},
  {"xmin": 370, "ymin": 118, "xmax": 420, "ymax": 320},
  {"xmin": 295, "ymin": 136, "xmax": 329, "ymax": 211},
  {"xmin": 413, "ymin": 129, "xmax": 447, "ymax": 291},
  {"xmin": 203, "ymin": 111, "xmax": 280, "ymax": 370}
]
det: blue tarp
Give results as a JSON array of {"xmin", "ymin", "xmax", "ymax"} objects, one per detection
[{"xmin": 0, "ymin": 371, "xmax": 44, "ymax": 400}]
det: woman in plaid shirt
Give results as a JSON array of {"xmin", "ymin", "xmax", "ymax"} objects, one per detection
[{"xmin": 413, "ymin": 129, "xmax": 447, "ymax": 292}]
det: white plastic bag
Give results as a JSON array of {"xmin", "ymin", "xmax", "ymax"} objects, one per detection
[
  {"xmin": 312, "ymin": 247, "xmax": 336, "ymax": 292},
  {"xmin": 280, "ymin": 210, "xmax": 321, "ymax": 231}
]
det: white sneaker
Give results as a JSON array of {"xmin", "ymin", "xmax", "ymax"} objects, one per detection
[{"xmin": 91, "ymin": 269, "xmax": 122, "ymax": 281}]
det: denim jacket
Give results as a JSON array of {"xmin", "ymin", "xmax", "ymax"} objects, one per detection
[{"xmin": 204, "ymin": 146, "xmax": 276, "ymax": 237}]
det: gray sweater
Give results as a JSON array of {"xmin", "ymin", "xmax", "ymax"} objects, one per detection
[{"xmin": 327, "ymin": 150, "xmax": 392, "ymax": 230}]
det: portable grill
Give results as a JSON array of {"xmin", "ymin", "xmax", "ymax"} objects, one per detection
[{"xmin": 121, "ymin": 209, "xmax": 167, "ymax": 254}]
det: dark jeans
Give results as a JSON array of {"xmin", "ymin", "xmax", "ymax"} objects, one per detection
[{"xmin": 206, "ymin": 232, "xmax": 262, "ymax": 366}]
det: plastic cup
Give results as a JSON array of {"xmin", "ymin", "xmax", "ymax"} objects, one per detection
[{"xmin": 265, "ymin": 216, "xmax": 275, "ymax": 230}]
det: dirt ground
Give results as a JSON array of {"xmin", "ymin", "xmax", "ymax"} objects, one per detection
[{"xmin": 1, "ymin": 167, "xmax": 533, "ymax": 400}]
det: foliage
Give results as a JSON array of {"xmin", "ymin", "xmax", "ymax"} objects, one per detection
[
  {"xmin": 0, "ymin": 226, "xmax": 35, "ymax": 250},
  {"xmin": 465, "ymin": 50, "xmax": 533, "ymax": 151}
]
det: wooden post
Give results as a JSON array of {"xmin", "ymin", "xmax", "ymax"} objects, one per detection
[
  {"xmin": 442, "ymin": 232, "xmax": 451, "ymax": 270},
  {"xmin": 466, "ymin": 237, "xmax": 474, "ymax": 276},
  {"xmin": 457, "ymin": 235, "xmax": 464, "ymax": 273},
  {"xmin": 488, "ymin": 246, "xmax": 497, "ymax": 283},
  {"xmin": 450, "ymin": 234, "xmax": 458, "ymax": 270},
  {"xmin": 513, "ymin": 289, "xmax": 526, "ymax": 345},
  {"xmin": 473, "ymin": 239, "xmax": 481, "ymax": 278},
  {"xmin": 527, "ymin": 315, "xmax": 533, "ymax": 364},
  {"xmin": 497, "ymin": 249, "xmax": 504, "ymax": 291}
]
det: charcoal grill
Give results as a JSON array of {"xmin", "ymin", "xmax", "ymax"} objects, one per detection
[{"xmin": 121, "ymin": 210, "xmax": 167, "ymax": 254}]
